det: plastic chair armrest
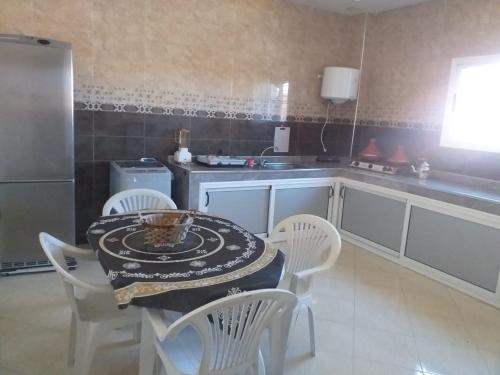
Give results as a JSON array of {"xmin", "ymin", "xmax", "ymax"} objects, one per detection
[
  {"xmin": 64, "ymin": 245, "xmax": 97, "ymax": 261},
  {"xmin": 146, "ymin": 308, "xmax": 171, "ymax": 341},
  {"xmin": 64, "ymin": 273, "xmax": 113, "ymax": 294},
  {"xmin": 294, "ymin": 241, "xmax": 340, "ymax": 280},
  {"xmin": 89, "ymin": 282, "xmax": 114, "ymax": 293},
  {"xmin": 146, "ymin": 308, "xmax": 187, "ymax": 342},
  {"xmin": 289, "ymin": 256, "xmax": 336, "ymax": 292}
]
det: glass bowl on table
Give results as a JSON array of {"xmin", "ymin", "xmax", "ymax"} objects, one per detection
[{"xmin": 139, "ymin": 210, "xmax": 194, "ymax": 246}]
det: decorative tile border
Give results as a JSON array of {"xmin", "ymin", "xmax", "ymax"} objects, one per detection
[
  {"xmin": 74, "ymin": 84, "xmax": 330, "ymax": 122},
  {"xmin": 355, "ymin": 118, "xmax": 441, "ymax": 131},
  {"xmin": 74, "ymin": 84, "xmax": 441, "ymax": 130},
  {"xmin": 356, "ymin": 105, "xmax": 443, "ymax": 131}
]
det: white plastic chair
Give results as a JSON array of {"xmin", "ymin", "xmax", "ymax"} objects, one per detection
[
  {"xmin": 39, "ymin": 233, "xmax": 141, "ymax": 375},
  {"xmin": 267, "ymin": 214, "xmax": 342, "ymax": 356},
  {"xmin": 102, "ymin": 188, "xmax": 177, "ymax": 215},
  {"xmin": 145, "ymin": 289, "xmax": 298, "ymax": 375}
]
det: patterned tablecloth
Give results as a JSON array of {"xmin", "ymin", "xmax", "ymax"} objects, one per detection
[{"xmin": 87, "ymin": 211, "xmax": 284, "ymax": 312}]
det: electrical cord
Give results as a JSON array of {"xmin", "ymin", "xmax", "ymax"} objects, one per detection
[{"xmin": 320, "ymin": 101, "xmax": 334, "ymax": 152}]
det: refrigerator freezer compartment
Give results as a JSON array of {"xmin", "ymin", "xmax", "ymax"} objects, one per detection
[{"xmin": 0, "ymin": 181, "xmax": 75, "ymax": 267}]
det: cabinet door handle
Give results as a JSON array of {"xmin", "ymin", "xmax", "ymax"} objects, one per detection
[
  {"xmin": 329, "ymin": 186, "xmax": 334, "ymax": 198},
  {"xmin": 205, "ymin": 192, "xmax": 210, "ymax": 207},
  {"xmin": 340, "ymin": 186, "xmax": 345, "ymax": 199}
]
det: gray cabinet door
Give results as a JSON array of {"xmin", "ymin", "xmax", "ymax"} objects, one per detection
[
  {"xmin": 273, "ymin": 186, "xmax": 331, "ymax": 227},
  {"xmin": 341, "ymin": 186, "xmax": 406, "ymax": 252},
  {"xmin": 205, "ymin": 188, "xmax": 270, "ymax": 234},
  {"xmin": 405, "ymin": 207, "xmax": 500, "ymax": 292},
  {"xmin": 0, "ymin": 181, "xmax": 75, "ymax": 263}
]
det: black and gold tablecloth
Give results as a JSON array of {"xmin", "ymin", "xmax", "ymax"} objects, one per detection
[{"xmin": 87, "ymin": 211, "xmax": 284, "ymax": 312}]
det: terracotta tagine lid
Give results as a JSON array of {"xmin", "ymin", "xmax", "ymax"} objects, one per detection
[
  {"xmin": 388, "ymin": 144, "xmax": 410, "ymax": 166},
  {"xmin": 359, "ymin": 138, "xmax": 382, "ymax": 161}
]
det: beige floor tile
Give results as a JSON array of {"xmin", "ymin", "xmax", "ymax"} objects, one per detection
[
  {"xmin": 355, "ymin": 272, "xmax": 402, "ymax": 292},
  {"xmin": 477, "ymin": 348, "xmax": 500, "ymax": 375},
  {"xmin": 0, "ymin": 286, "xmax": 66, "ymax": 320},
  {"xmin": 0, "ymin": 366, "xmax": 27, "ymax": 375},
  {"xmin": 355, "ymin": 259, "xmax": 401, "ymax": 290},
  {"xmin": 354, "ymin": 326, "xmax": 421, "ymax": 370},
  {"xmin": 319, "ymin": 262, "xmax": 355, "ymax": 282},
  {"xmin": 284, "ymin": 351, "xmax": 353, "ymax": 375},
  {"xmin": 416, "ymin": 338, "xmax": 490, "ymax": 375},
  {"xmin": 353, "ymin": 357, "xmax": 423, "ymax": 375},
  {"xmin": 450, "ymin": 289, "xmax": 500, "ymax": 327},
  {"xmin": 5, "ymin": 299, "xmax": 71, "ymax": 332},
  {"xmin": 408, "ymin": 311, "xmax": 474, "ymax": 348},
  {"xmin": 91, "ymin": 345, "xmax": 139, "ymax": 375},
  {"xmin": 463, "ymin": 320, "xmax": 500, "ymax": 352},
  {"xmin": 0, "ymin": 318, "xmax": 35, "ymax": 347},
  {"xmin": 355, "ymin": 283, "xmax": 413, "ymax": 335},
  {"xmin": 355, "ymin": 302, "xmax": 412, "ymax": 336},
  {"xmin": 1, "ymin": 245, "xmax": 498, "ymax": 375},
  {"xmin": 288, "ymin": 312, "xmax": 353, "ymax": 358},
  {"xmin": 355, "ymin": 248, "xmax": 398, "ymax": 272},
  {"xmin": 337, "ymin": 243, "xmax": 356, "ymax": 265},
  {"xmin": 402, "ymin": 289, "xmax": 461, "ymax": 321},
  {"xmin": 313, "ymin": 294, "xmax": 355, "ymax": 325},
  {"xmin": 397, "ymin": 267, "xmax": 451, "ymax": 298},
  {"xmin": 0, "ymin": 324, "xmax": 67, "ymax": 375},
  {"xmin": 312, "ymin": 275, "xmax": 355, "ymax": 301},
  {"xmin": 355, "ymin": 283, "xmax": 407, "ymax": 310}
]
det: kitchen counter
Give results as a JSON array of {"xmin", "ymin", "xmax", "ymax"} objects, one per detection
[{"xmin": 167, "ymin": 156, "xmax": 500, "ymax": 216}]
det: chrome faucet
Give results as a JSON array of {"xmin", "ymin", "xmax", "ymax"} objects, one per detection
[{"xmin": 259, "ymin": 146, "xmax": 276, "ymax": 166}]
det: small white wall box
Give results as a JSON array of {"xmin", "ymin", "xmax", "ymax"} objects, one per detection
[
  {"xmin": 320, "ymin": 67, "xmax": 360, "ymax": 103},
  {"xmin": 274, "ymin": 126, "xmax": 290, "ymax": 152}
]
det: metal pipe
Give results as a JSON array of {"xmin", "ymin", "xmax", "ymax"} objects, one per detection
[{"xmin": 349, "ymin": 13, "xmax": 369, "ymax": 161}]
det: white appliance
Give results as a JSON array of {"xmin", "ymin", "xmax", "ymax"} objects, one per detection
[
  {"xmin": 173, "ymin": 128, "xmax": 192, "ymax": 163},
  {"xmin": 174, "ymin": 148, "xmax": 192, "ymax": 163},
  {"xmin": 319, "ymin": 67, "xmax": 360, "ymax": 152},
  {"xmin": 320, "ymin": 66, "xmax": 360, "ymax": 103},
  {"xmin": 110, "ymin": 158, "xmax": 173, "ymax": 197}
]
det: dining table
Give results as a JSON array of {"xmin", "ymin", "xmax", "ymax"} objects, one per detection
[{"xmin": 86, "ymin": 210, "xmax": 287, "ymax": 374}]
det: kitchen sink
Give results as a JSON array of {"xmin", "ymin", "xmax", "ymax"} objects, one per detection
[{"xmin": 261, "ymin": 162, "xmax": 307, "ymax": 169}]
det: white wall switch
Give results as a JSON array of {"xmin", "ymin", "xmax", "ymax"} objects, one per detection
[{"xmin": 274, "ymin": 126, "xmax": 290, "ymax": 153}]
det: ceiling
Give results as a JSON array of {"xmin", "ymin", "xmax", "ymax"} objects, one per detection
[{"xmin": 289, "ymin": 0, "xmax": 432, "ymax": 15}]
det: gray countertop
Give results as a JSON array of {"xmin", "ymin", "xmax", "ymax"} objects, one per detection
[{"xmin": 167, "ymin": 156, "xmax": 500, "ymax": 215}]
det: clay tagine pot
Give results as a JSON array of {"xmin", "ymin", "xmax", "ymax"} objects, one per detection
[
  {"xmin": 388, "ymin": 144, "xmax": 410, "ymax": 166},
  {"xmin": 359, "ymin": 138, "xmax": 382, "ymax": 161}
]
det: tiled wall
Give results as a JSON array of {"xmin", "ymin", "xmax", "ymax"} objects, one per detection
[
  {"xmin": 1, "ymin": 0, "xmax": 364, "ymax": 121},
  {"xmin": 0, "ymin": 0, "xmax": 365, "ymax": 242},
  {"xmin": 352, "ymin": 0, "xmax": 500, "ymax": 176},
  {"xmin": 74, "ymin": 109, "xmax": 350, "ymax": 242},
  {"xmin": 358, "ymin": 0, "xmax": 500, "ymax": 129}
]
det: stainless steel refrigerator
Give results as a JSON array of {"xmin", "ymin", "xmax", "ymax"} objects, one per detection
[{"xmin": 0, "ymin": 35, "xmax": 75, "ymax": 274}]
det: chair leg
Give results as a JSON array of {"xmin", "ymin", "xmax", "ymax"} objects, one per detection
[
  {"xmin": 257, "ymin": 350, "xmax": 265, "ymax": 375},
  {"xmin": 307, "ymin": 304, "xmax": 316, "ymax": 357},
  {"xmin": 139, "ymin": 310, "xmax": 157, "ymax": 375},
  {"xmin": 67, "ymin": 312, "xmax": 76, "ymax": 367},
  {"xmin": 133, "ymin": 322, "xmax": 142, "ymax": 343},
  {"xmin": 74, "ymin": 322, "xmax": 100, "ymax": 375}
]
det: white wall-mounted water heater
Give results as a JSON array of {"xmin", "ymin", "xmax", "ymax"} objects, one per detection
[{"xmin": 320, "ymin": 67, "xmax": 360, "ymax": 103}]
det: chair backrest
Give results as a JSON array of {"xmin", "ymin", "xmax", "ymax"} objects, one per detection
[
  {"xmin": 269, "ymin": 214, "xmax": 342, "ymax": 275},
  {"xmin": 102, "ymin": 188, "xmax": 177, "ymax": 215},
  {"xmin": 39, "ymin": 232, "xmax": 112, "ymax": 321},
  {"xmin": 149, "ymin": 289, "xmax": 297, "ymax": 375}
]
